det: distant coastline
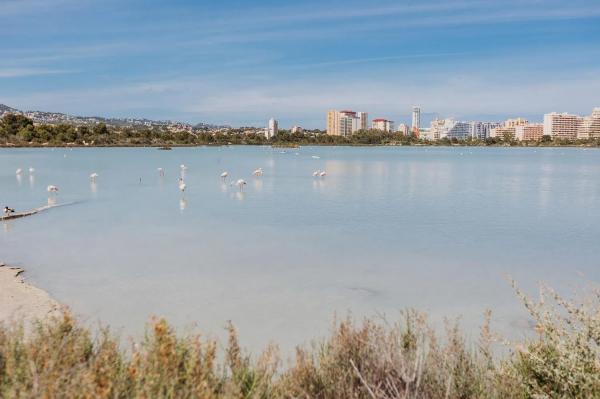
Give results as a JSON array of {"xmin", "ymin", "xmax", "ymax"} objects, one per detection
[
  {"xmin": 2, "ymin": 142, "xmax": 600, "ymax": 149},
  {"xmin": 2, "ymin": 107, "xmax": 600, "ymax": 149}
]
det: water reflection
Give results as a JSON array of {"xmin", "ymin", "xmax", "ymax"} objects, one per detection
[
  {"xmin": 47, "ymin": 196, "xmax": 57, "ymax": 207},
  {"xmin": 29, "ymin": 174, "xmax": 35, "ymax": 188},
  {"xmin": 16, "ymin": 174, "xmax": 22, "ymax": 186},
  {"xmin": 234, "ymin": 191, "xmax": 245, "ymax": 201},
  {"xmin": 179, "ymin": 198, "xmax": 187, "ymax": 212}
]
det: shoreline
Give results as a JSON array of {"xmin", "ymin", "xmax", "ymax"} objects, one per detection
[
  {"xmin": 0, "ymin": 262, "xmax": 61, "ymax": 325},
  {"xmin": 1, "ymin": 143, "xmax": 600, "ymax": 149}
]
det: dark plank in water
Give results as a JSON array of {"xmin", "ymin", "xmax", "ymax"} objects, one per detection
[{"xmin": 1, "ymin": 202, "xmax": 77, "ymax": 221}]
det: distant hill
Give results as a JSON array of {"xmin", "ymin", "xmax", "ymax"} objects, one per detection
[
  {"xmin": 0, "ymin": 104, "xmax": 203, "ymax": 131},
  {"xmin": 0, "ymin": 104, "xmax": 19, "ymax": 114}
]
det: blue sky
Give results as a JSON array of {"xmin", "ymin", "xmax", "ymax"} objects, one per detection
[{"xmin": 1, "ymin": 0, "xmax": 599, "ymax": 128}]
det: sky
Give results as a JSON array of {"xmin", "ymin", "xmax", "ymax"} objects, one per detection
[{"xmin": 1, "ymin": 0, "xmax": 600, "ymax": 128}]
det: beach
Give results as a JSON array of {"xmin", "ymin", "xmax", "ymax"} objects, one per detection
[{"xmin": 0, "ymin": 262, "xmax": 60, "ymax": 325}]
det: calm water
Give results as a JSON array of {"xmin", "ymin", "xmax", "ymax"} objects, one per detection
[{"xmin": 1, "ymin": 146, "xmax": 599, "ymax": 351}]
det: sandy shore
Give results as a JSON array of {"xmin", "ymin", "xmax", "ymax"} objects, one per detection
[{"xmin": 0, "ymin": 262, "xmax": 61, "ymax": 325}]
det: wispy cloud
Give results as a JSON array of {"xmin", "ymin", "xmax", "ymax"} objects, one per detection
[{"xmin": 0, "ymin": 68, "xmax": 74, "ymax": 78}]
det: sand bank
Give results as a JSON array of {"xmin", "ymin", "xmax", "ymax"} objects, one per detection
[{"xmin": 0, "ymin": 262, "xmax": 60, "ymax": 324}]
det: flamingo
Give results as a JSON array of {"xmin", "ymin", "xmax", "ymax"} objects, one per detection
[
  {"xmin": 89, "ymin": 172, "xmax": 98, "ymax": 182},
  {"xmin": 178, "ymin": 178, "xmax": 186, "ymax": 192},
  {"xmin": 312, "ymin": 155, "xmax": 320, "ymax": 159},
  {"xmin": 15, "ymin": 168, "xmax": 22, "ymax": 175},
  {"xmin": 28, "ymin": 167, "xmax": 35, "ymax": 174},
  {"xmin": 319, "ymin": 171, "xmax": 327, "ymax": 177},
  {"xmin": 180, "ymin": 164, "xmax": 188, "ymax": 171},
  {"xmin": 252, "ymin": 168, "xmax": 263, "ymax": 177},
  {"xmin": 236, "ymin": 179, "xmax": 247, "ymax": 191},
  {"xmin": 47, "ymin": 185, "xmax": 59, "ymax": 193},
  {"xmin": 157, "ymin": 168, "xmax": 165, "ymax": 177},
  {"xmin": 220, "ymin": 171, "xmax": 229, "ymax": 180},
  {"xmin": 312, "ymin": 170, "xmax": 321, "ymax": 177}
]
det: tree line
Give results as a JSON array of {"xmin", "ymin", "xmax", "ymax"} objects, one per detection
[{"xmin": 1, "ymin": 113, "xmax": 599, "ymax": 147}]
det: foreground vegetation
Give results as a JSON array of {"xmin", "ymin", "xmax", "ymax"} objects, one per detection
[
  {"xmin": 1, "ymin": 282, "xmax": 599, "ymax": 398},
  {"xmin": 2, "ymin": 113, "xmax": 600, "ymax": 148}
]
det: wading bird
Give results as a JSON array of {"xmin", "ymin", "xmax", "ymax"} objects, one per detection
[
  {"xmin": 90, "ymin": 173, "xmax": 98, "ymax": 182},
  {"xmin": 47, "ymin": 185, "xmax": 59, "ymax": 193},
  {"xmin": 15, "ymin": 168, "xmax": 22, "ymax": 175},
  {"xmin": 220, "ymin": 171, "xmax": 229, "ymax": 180},
  {"xmin": 28, "ymin": 167, "xmax": 35, "ymax": 174},
  {"xmin": 157, "ymin": 168, "xmax": 165, "ymax": 177},
  {"xmin": 252, "ymin": 168, "xmax": 263, "ymax": 177},
  {"xmin": 236, "ymin": 179, "xmax": 247, "ymax": 191},
  {"xmin": 178, "ymin": 178, "xmax": 186, "ymax": 192}
]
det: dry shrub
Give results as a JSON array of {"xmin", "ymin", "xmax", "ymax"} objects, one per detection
[
  {"xmin": 279, "ymin": 311, "xmax": 503, "ymax": 399},
  {"xmin": 0, "ymin": 282, "xmax": 599, "ymax": 398},
  {"xmin": 502, "ymin": 281, "xmax": 600, "ymax": 398}
]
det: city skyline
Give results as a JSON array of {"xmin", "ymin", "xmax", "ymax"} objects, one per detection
[{"xmin": 1, "ymin": 0, "xmax": 600, "ymax": 128}]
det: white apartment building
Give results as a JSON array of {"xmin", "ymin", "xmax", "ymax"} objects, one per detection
[
  {"xmin": 429, "ymin": 118, "xmax": 453, "ymax": 140},
  {"xmin": 543, "ymin": 112, "xmax": 583, "ymax": 139},
  {"xmin": 397, "ymin": 123, "xmax": 409, "ymax": 135},
  {"xmin": 577, "ymin": 108, "xmax": 600, "ymax": 139},
  {"xmin": 372, "ymin": 118, "xmax": 394, "ymax": 132},
  {"xmin": 266, "ymin": 117, "xmax": 278, "ymax": 139},
  {"xmin": 429, "ymin": 118, "xmax": 470, "ymax": 140},
  {"xmin": 355, "ymin": 112, "xmax": 368, "ymax": 131},
  {"xmin": 470, "ymin": 121, "xmax": 501, "ymax": 140},
  {"xmin": 446, "ymin": 121, "xmax": 472, "ymax": 140}
]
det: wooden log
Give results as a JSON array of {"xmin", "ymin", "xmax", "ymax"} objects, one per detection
[{"xmin": 1, "ymin": 202, "xmax": 76, "ymax": 221}]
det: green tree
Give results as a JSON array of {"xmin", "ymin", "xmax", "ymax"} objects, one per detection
[
  {"xmin": 0, "ymin": 114, "xmax": 33, "ymax": 137},
  {"xmin": 17, "ymin": 125, "xmax": 35, "ymax": 142}
]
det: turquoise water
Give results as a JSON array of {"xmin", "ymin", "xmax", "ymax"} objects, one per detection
[{"xmin": 1, "ymin": 146, "xmax": 599, "ymax": 351}]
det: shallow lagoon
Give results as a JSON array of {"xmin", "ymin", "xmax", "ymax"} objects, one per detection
[{"xmin": 1, "ymin": 146, "xmax": 599, "ymax": 351}]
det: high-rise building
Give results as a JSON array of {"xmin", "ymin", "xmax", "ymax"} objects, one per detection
[
  {"xmin": 543, "ymin": 112, "xmax": 583, "ymax": 139},
  {"xmin": 411, "ymin": 106, "xmax": 421, "ymax": 133},
  {"xmin": 291, "ymin": 125, "xmax": 303, "ymax": 134},
  {"xmin": 266, "ymin": 117, "xmax": 278, "ymax": 139},
  {"xmin": 372, "ymin": 118, "xmax": 394, "ymax": 132},
  {"xmin": 356, "ymin": 112, "xmax": 368, "ymax": 131},
  {"xmin": 577, "ymin": 108, "xmax": 600, "ymax": 139},
  {"xmin": 327, "ymin": 110, "xmax": 340, "ymax": 136},
  {"xmin": 327, "ymin": 109, "xmax": 368, "ymax": 136}
]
